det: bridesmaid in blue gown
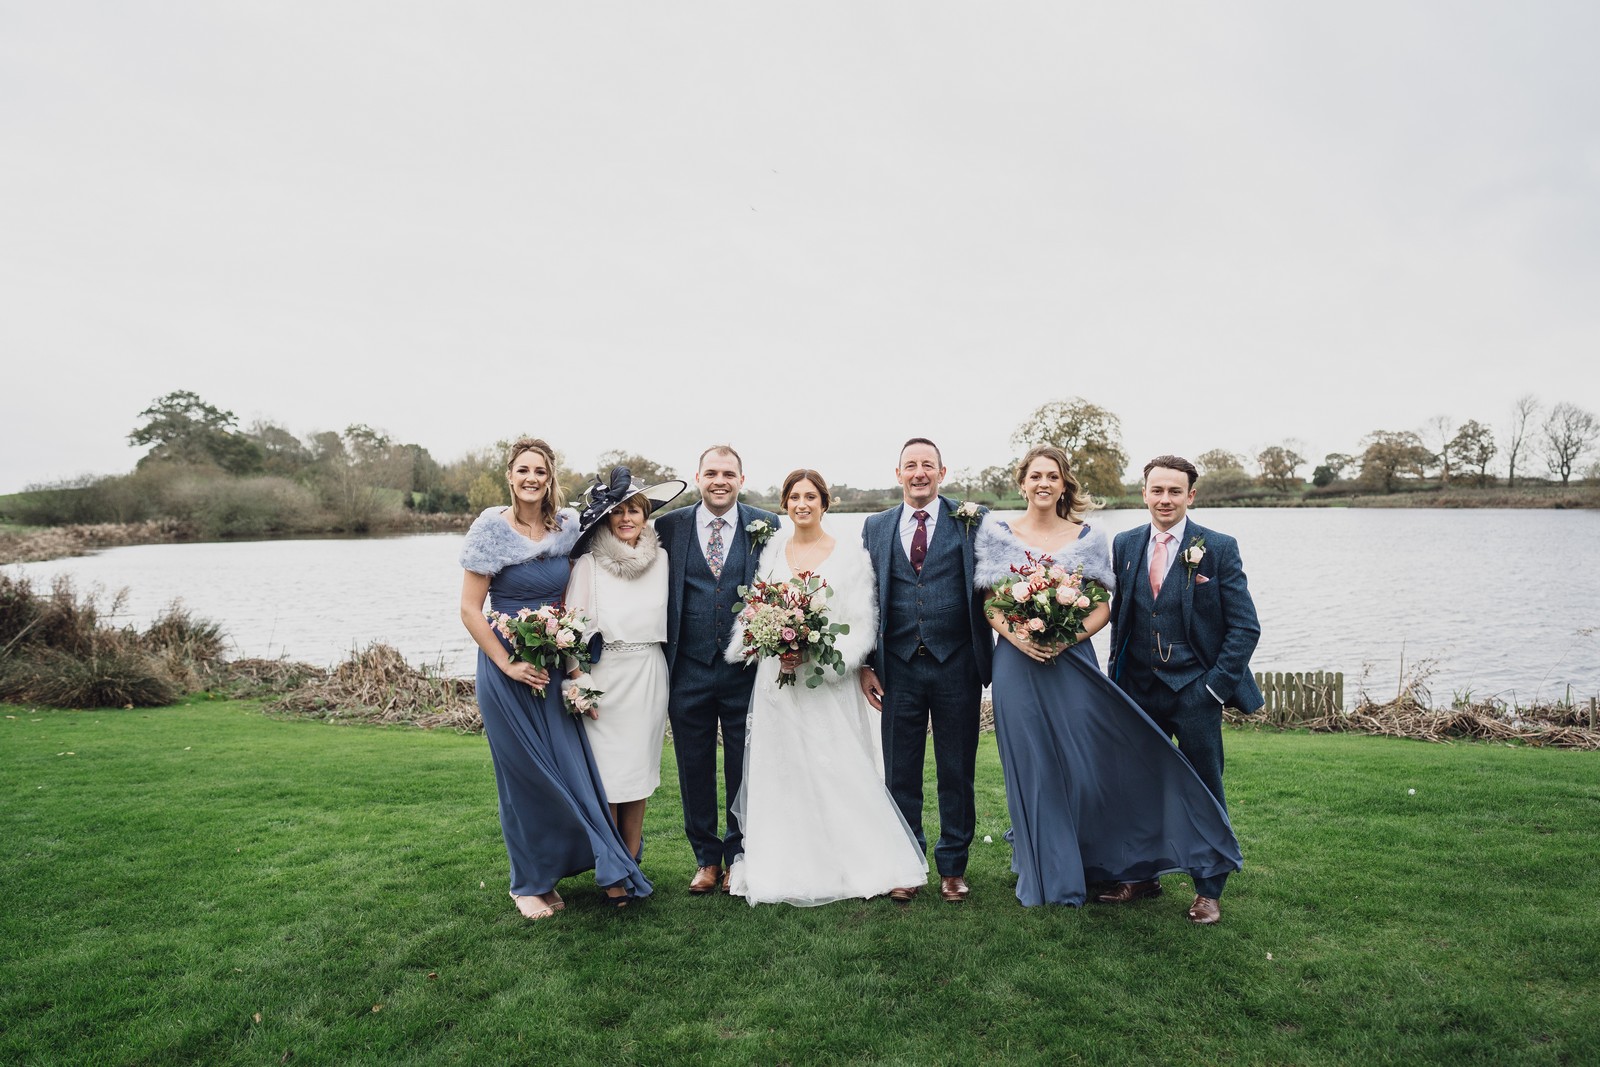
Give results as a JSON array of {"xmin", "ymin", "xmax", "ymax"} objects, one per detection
[
  {"xmin": 974, "ymin": 445, "xmax": 1241, "ymax": 908},
  {"xmin": 458, "ymin": 437, "xmax": 652, "ymax": 920}
]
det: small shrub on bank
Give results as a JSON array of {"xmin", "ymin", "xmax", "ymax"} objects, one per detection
[{"xmin": 0, "ymin": 574, "xmax": 219, "ymax": 708}]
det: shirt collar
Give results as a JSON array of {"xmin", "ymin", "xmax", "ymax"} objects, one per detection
[
  {"xmin": 699, "ymin": 502, "xmax": 737, "ymax": 530},
  {"xmin": 1151, "ymin": 516, "xmax": 1188, "ymax": 548}
]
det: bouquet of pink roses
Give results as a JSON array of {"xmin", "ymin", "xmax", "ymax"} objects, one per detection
[
  {"xmin": 488, "ymin": 603, "xmax": 591, "ymax": 696},
  {"xmin": 984, "ymin": 552, "xmax": 1109, "ymax": 649},
  {"xmin": 732, "ymin": 572, "xmax": 851, "ymax": 689}
]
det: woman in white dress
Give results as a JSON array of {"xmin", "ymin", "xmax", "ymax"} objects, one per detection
[
  {"xmin": 565, "ymin": 467, "xmax": 686, "ymax": 867},
  {"xmin": 725, "ymin": 468, "xmax": 927, "ymax": 907}
]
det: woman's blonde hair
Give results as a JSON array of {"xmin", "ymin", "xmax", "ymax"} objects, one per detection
[
  {"xmin": 1015, "ymin": 444, "xmax": 1094, "ymax": 522},
  {"xmin": 503, "ymin": 436, "xmax": 564, "ymax": 531}
]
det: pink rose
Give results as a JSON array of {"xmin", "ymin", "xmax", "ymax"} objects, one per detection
[
  {"xmin": 1048, "ymin": 566, "xmax": 1067, "ymax": 581},
  {"xmin": 555, "ymin": 629, "xmax": 575, "ymax": 648},
  {"xmin": 1055, "ymin": 587, "xmax": 1074, "ymax": 605},
  {"xmin": 781, "ymin": 627, "xmax": 797, "ymax": 642},
  {"xmin": 1011, "ymin": 582, "xmax": 1030, "ymax": 602},
  {"xmin": 516, "ymin": 607, "xmax": 534, "ymax": 621},
  {"xmin": 544, "ymin": 619, "xmax": 560, "ymax": 635},
  {"xmin": 1027, "ymin": 617, "xmax": 1046, "ymax": 632},
  {"xmin": 1075, "ymin": 595, "xmax": 1091, "ymax": 609}
]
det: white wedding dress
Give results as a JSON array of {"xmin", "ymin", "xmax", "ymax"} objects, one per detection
[{"xmin": 724, "ymin": 524, "xmax": 928, "ymax": 906}]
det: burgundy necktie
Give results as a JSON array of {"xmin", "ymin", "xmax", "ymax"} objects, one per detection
[{"xmin": 910, "ymin": 510, "xmax": 930, "ymax": 573}]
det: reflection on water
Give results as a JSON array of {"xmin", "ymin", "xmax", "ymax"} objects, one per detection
[{"xmin": 11, "ymin": 508, "xmax": 1599, "ymax": 703}]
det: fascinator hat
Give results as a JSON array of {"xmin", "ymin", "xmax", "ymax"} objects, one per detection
[{"xmin": 572, "ymin": 465, "xmax": 687, "ymax": 553}]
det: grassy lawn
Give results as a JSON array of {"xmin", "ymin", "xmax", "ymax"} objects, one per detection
[{"xmin": 3, "ymin": 701, "xmax": 1597, "ymax": 1066}]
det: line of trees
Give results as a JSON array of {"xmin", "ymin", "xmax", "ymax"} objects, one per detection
[{"xmin": 5, "ymin": 388, "xmax": 1596, "ymax": 535}]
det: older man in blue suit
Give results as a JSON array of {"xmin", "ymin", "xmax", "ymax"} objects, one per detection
[
  {"xmin": 1104, "ymin": 454, "xmax": 1263, "ymax": 925},
  {"xmin": 860, "ymin": 438, "xmax": 993, "ymax": 903},
  {"xmin": 656, "ymin": 444, "xmax": 780, "ymax": 894}
]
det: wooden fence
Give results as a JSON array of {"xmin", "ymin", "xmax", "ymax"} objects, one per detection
[{"xmin": 1250, "ymin": 671, "xmax": 1344, "ymax": 724}]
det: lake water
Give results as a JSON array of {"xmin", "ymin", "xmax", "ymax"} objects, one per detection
[{"xmin": 9, "ymin": 508, "xmax": 1599, "ymax": 706}]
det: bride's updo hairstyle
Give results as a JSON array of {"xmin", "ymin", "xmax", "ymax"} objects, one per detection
[
  {"xmin": 1015, "ymin": 444, "xmax": 1095, "ymax": 523},
  {"xmin": 780, "ymin": 468, "xmax": 831, "ymax": 512},
  {"xmin": 503, "ymin": 436, "xmax": 566, "ymax": 531}
]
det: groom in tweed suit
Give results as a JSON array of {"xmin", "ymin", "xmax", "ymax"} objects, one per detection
[
  {"xmin": 1104, "ymin": 454, "xmax": 1263, "ymax": 925},
  {"xmin": 657, "ymin": 445, "xmax": 780, "ymax": 894},
  {"xmin": 860, "ymin": 438, "xmax": 993, "ymax": 903}
]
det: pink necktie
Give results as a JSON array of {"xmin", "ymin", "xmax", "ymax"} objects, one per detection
[{"xmin": 1149, "ymin": 532, "xmax": 1172, "ymax": 598}]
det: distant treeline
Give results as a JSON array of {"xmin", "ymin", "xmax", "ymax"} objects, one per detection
[{"xmin": 4, "ymin": 390, "xmax": 1597, "ymax": 538}]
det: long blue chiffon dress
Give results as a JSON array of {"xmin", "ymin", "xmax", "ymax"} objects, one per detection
[
  {"xmin": 461, "ymin": 506, "xmax": 652, "ymax": 902},
  {"xmin": 974, "ymin": 515, "xmax": 1241, "ymax": 907}
]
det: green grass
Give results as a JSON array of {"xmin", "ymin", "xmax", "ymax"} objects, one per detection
[{"xmin": 4, "ymin": 701, "xmax": 1597, "ymax": 1065}]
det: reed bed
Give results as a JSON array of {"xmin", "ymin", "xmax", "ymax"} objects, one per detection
[
  {"xmin": 268, "ymin": 643, "xmax": 480, "ymax": 730},
  {"xmin": 1299, "ymin": 699, "xmax": 1600, "ymax": 749}
]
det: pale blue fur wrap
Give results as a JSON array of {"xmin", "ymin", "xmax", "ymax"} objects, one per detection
[
  {"xmin": 972, "ymin": 513, "xmax": 1117, "ymax": 594},
  {"xmin": 459, "ymin": 506, "xmax": 582, "ymax": 575}
]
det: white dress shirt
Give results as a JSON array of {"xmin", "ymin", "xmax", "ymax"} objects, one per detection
[{"xmin": 898, "ymin": 500, "xmax": 941, "ymax": 559}]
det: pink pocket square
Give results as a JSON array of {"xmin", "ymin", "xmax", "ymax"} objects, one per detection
[{"xmin": 1194, "ymin": 574, "xmax": 1210, "ymax": 585}]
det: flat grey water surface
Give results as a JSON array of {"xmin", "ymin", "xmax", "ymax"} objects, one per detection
[{"xmin": 11, "ymin": 508, "xmax": 1599, "ymax": 704}]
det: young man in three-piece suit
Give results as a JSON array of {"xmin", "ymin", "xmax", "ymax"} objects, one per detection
[
  {"xmin": 1103, "ymin": 454, "xmax": 1263, "ymax": 925},
  {"xmin": 656, "ymin": 445, "xmax": 780, "ymax": 894}
]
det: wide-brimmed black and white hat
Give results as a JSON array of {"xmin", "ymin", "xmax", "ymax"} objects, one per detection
[{"xmin": 572, "ymin": 465, "xmax": 687, "ymax": 553}]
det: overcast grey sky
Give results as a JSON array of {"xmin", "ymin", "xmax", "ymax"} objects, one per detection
[{"xmin": 4, "ymin": 2, "xmax": 1597, "ymax": 495}]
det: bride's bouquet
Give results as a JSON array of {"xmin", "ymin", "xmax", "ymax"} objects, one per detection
[
  {"xmin": 732, "ymin": 572, "xmax": 851, "ymax": 689},
  {"xmin": 985, "ymin": 552, "xmax": 1109, "ymax": 649},
  {"xmin": 488, "ymin": 603, "xmax": 592, "ymax": 696}
]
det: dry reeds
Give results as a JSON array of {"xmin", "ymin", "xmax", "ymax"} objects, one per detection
[
  {"xmin": 1299, "ymin": 698, "xmax": 1600, "ymax": 750},
  {"xmin": 269, "ymin": 643, "xmax": 481, "ymax": 731}
]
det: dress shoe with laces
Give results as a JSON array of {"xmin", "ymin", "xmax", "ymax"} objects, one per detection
[
  {"xmin": 688, "ymin": 865, "xmax": 722, "ymax": 894},
  {"xmin": 888, "ymin": 885, "xmax": 921, "ymax": 902},
  {"xmin": 939, "ymin": 876, "xmax": 970, "ymax": 902},
  {"xmin": 1187, "ymin": 895, "xmax": 1221, "ymax": 925},
  {"xmin": 1095, "ymin": 879, "xmax": 1163, "ymax": 904},
  {"xmin": 720, "ymin": 867, "xmax": 732, "ymax": 894}
]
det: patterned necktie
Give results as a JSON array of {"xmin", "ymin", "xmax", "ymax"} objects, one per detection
[
  {"xmin": 707, "ymin": 516, "xmax": 727, "ymax": 578},
  {"xmin": 910, "ymin": 510, "xmax": 930, "ymax": 573},
  {"xmin": 1149, "ymin": 532, "xmax": 1173, "ymax": 598}
]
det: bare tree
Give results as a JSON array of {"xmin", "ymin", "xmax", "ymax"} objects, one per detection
[
  {"xmin": 1421, "ymin": 415, "xmax": 1455, "ymax": 484},
  {"xmin": 1542, "ymin": 402, "xmax": 1599, "ymax": 486},
  {"xmin": 1504, "ymin": 394, "xmax": 1540, "ymax": 488}
]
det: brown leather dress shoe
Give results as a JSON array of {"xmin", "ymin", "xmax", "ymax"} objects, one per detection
[
  {"xmin": 1096, "ymin": 879, "xmax": 1163, "ymax": 904},
  {"xmin": 688, "ymin": 865, "xmax": 722, "ymax": 894},
  {"xmin": 939, "ymin": 876, "xmax": 970, "ymax": 902},
  {"xmin": 888, "ymin": 885, "xmax": 921, "ymax": 902},
  {"xmin": 1187, "ymin": 895, "xmax": 1221, "ymax": 925},
  {"xmin": 720, "ymin": 867, "xmax": 732, "ymax": 894}
]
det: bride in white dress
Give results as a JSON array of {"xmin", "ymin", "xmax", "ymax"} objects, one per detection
[{"xmin": 724, "ymin": 468, "xmax": 927, "ymax": 906}]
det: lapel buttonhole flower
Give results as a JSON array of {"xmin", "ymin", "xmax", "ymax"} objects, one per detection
[
  {"xmin": 746, "ymin": 519, "xmax": 774, "ymax": 547},
  {"xmin": 1183, "ymin": 536, "xmax": 1206, "ymax": 580}
]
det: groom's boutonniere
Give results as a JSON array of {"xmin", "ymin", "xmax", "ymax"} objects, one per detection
[
  {"xmin": 953, "ymin": 500, "xmax": 983, "ymax": 530},
  {"xmin": 745, "ymin": 519, "xmax": 775, "ymax": 547},
  {"xmin": 1182, "ymin": 536, "xmax": 1207, "ymax": 581}
]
